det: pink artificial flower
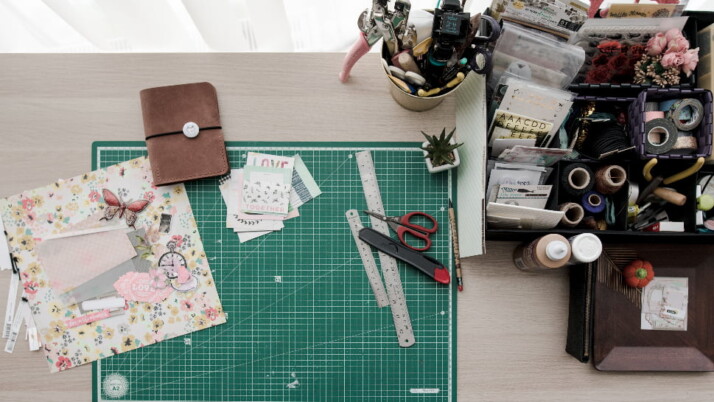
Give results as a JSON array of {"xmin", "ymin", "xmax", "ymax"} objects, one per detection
[
  {"xmin": 664, "ymin": 28, "xmax": 683, "ymax": 43},
  {"xmin": 661, "ymin": 52, "xmax": 684, "ymax": 68},
  {"xmin": 666, "ymin": 36, "xmax": 690, "ymax": 54},
  {"xmin": 682, "ymin": 48, "xmax": 700, "ymax": 77},
  {"xmin": 647, "ymin": 33, "xmax": 667, "ymax": 56},
  {"xmin": 143, "ymin": 191, "xmax": 155, "ymax": 202}
]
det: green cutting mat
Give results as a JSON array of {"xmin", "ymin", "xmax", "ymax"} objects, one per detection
[{"xmin": 92, "ymin": 141, "xmax": 456, "ymax": 402}]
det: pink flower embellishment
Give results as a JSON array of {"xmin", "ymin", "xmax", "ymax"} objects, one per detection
[
  {"xmin": 21, "ymin": 198, "xmax": 34, "ymax": 211},
  {"xmin": 682, "ymin": 48, "xmax": 699, "ymax": 77},
  {"xmin": 171, "ymin": 235, "xmax": 184, "ymax": 247},
  {"xmin": 661, "ymin": 52, "xmax": 684, "ymax": 68},
  {"xmin": 180, "ymin": 300, "xmax": 194, "ymax": 312},
  {"xmin": 149, "ymin": 268, "xmax": 167, "ymax": 289},
  {"xmin": 646, "ymin": 33, "xmax": 667, "ymax": 56},
  {"xmin": 664, "ymin": 28, "xmax": 684, "ymax": 43},
  {"xmin": 205, "ymin": 308, "xmax": 218, "ymax": 321},
  {"xmin": 55, "ymin": 356, "xmax": 72, "ymax": 371},
  {"xmin": 88, "ymin": 190, "xmax": 100, "ymax": 202},
  {"xmin": 666, "ymin": 36, "xmax": 689, "ymax": 54},
  {"xmin": 143, "ymin": 191, "xmax": 155, "ymax": 202},
  {"xmin": 23, "ymin": 281, "xmax": 39, "ymax": 295}
]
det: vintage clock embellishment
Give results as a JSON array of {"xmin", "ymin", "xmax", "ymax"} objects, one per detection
[{"xmin": 158, "ymin": 240, "xmax": 198, "ymax": 292}]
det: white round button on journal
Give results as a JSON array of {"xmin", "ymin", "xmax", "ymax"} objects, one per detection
[{"xmin": 183, "ymin": 122, "xmax": 200, "ymax": 138}]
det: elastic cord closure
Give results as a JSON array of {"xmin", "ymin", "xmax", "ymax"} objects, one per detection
[{"xmin": 145, "ymin": 125, "xmax": 222, "ymax": 140}]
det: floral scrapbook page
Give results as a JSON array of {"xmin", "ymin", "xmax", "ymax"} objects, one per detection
[{"xmin": 0, "ymin": 156, "xmax": 226, "ymax": 373}]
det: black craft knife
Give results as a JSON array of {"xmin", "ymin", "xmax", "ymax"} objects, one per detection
[{"xmin": 358, "ymin": 227, "xmax": 450, "ymax": 285}]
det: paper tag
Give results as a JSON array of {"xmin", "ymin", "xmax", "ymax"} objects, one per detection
[
  {"xmin": 24, "ymin": 305, "xmax": 40, "ymax": 351},
  {"xmin": 3, "ymin": 271, "xmax": 19, "ymax": 338},
  {"xmin": 65, "ymin": 310, "xmax": 112, "ymax": 329},
  {"xmin": 4, "ymin": 300, "xmax": 28, "ymax": 353}
]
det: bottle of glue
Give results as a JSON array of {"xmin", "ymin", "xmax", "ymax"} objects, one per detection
[
  {"xmin": 513, "ymin": 234, "xmax": 572, "ymax": 271},
  {"xmin": 567, "ymin": 233, "xmax": 602, "ymax": 265}
]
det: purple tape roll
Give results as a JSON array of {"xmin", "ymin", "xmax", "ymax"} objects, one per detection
[{"xmin": 582, "ymin": 191, "xmax": 606, "ymax": 214}]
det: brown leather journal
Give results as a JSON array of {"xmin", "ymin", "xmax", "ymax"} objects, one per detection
[{"xmin": 140, "ymin": 82, "xmax": 229, "ymax": 186}]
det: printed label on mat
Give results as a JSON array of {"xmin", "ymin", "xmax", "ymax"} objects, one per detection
[{"xmin": 102, "ymin": 373, "xmax": 129, "ymax": 398}]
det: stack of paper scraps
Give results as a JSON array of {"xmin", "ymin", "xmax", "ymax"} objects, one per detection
[{"xmin": 219, "ymin": 152, "xmax": 321, "ymax": 242}]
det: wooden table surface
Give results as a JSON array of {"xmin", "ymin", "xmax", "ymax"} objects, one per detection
[{"xmin": 0, "ymin": 53, "xmax": 712, "ymax": 401}]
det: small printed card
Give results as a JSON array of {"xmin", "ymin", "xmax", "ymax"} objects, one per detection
[{"xmin": 241, "ymin": 166, "xmax": 293, "ymax": 215}]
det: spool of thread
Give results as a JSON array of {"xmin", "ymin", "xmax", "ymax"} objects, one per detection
[
  {"xmin": 644, "ymin": 118, "xmax": 679, "ymax": 155},
  {"xmin": 644, "ymin": 111, "xmax": 665, "ymax": 122},
  {"xmin": 582, "ymin": 191, "xmax": 606, "ymax": 214},
  {"xmin": 561, "ymin": 163, "xmax": 594, "ymax": 197},
  {"xmin": 627, "ymin": 180, "xmax": 639, "ymax": 205},
  {"xmin": 558, "ymin": 203, "xmax": 585, "ymax": 228},
  {"xmin": 645, "ymin": 102, "xmax": 660, "ymax": 112},
  {"xmin": 667, "ymin": 98, "xmax": 704, "ymax": 131},
  {"xmin": 594, "ymin": 165, "xmax": 627, "ymax": 195},
  {"xmin": 567, "ymin": 233, "xmax": 603, "ymax": 265},
  {"xmin": 513, "ymin": 234, "xmax": 572, "ymax": 271}
]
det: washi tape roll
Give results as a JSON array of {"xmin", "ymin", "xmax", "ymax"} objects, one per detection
[
  {"xmin": 559, "ymin": 202, "xmax": 585, "ymax": 228},
  {"xmin": 561, "ymin": 163, "xmax": 594, "ymax": 197},
  {"xmin": 582, "ymin": 191, "xmax": 606, "ymax": 214},
  {"xmin": 659, "ymin": 99, "xmax": 679, "ymax": 112},
  {"xmin": 644, "ymin": 118, "xmax": 679, "ymax": 155},
  {"xmin": 644, "ymin": 111, "xmax": 665, "ymax": 122},
  {"xmin": 667, "ymin": 98, "xmax": 704, "ymax": 131},
  {"xmin": 627, "ymin": 180, "xmax": 639, "ymax": 205},
  {"xmin": 672, "ymin": 131, "xmax": 698, "ymax": 152},
  {"xmin": 594, "ymin": 165, "xmax": 627, "ymax": 195},
  {"xmin": 645, "ymin": 102, "xmax": 660, "ymax": 112}
]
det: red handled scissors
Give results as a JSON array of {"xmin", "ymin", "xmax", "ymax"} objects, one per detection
[{"xmin": 364, "ymin": 210, "xmax": 438, "ymax": 251}]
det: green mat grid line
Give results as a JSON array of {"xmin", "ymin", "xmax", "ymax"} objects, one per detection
[{"xmin": 92, "ymin": 142, "xmax": 456, "ymax": 402}]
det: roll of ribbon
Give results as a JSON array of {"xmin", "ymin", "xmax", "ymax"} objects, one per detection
[
  {"xmin": 672, "ymin": 131, "xmax": 698, "ymax": 152},
  {"xmin": 644, "ymin": 118, "xmax": 679, "ymax": 155},
  {"xmin": 667, "ymin": 98, "xmax": 704, "ymax": 131},
  {"xmin": 559, "ymin": 203, "xmax": 585, "ymax": 228},
  {"xmin": 644, "ymin": 111, "xmax": 665, "ymax": 122},
  {"xmin": 594, "ymin": 165, "xmax": 627, "ymax": 195},
  {"xmin": 627, "ymin": 180, "xmax": 639, "ymax": 205},
  {"xmin": 645, "ymin": 102, "xmax": 660, "ymax": 112},
  {"xmin": 561, "ymin": 163, "xmax": 594, "ymax": 197},
  {"xmin": 582, "ymin": 191, "xmax": 606, "ymax": 214}
]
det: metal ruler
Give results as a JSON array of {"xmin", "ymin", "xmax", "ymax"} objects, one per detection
[
  {"xmin": 356, "ymin": 151, "xmax": 414, "ymax": 347},
  {"xmin": 346, "ymin": 210, "xmax": 389, "ymax": 308}
]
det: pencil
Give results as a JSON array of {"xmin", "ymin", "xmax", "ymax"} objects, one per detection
[{"xmin": 448, "ymin": 199, "xmax": 463, "ymax": 291}]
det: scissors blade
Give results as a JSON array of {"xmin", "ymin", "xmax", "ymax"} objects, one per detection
[{"xmin": 363, "ymin": 210, "xmax": 389, "ymax": 222}]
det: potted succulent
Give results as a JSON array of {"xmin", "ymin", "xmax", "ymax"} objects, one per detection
[{"xmin": 421, "ymin": 128, "xmax": 463, "ymax": 173}]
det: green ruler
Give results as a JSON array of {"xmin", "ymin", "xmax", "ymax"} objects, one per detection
[{"xmin": 92, "ymin": 141, "xmax": 456, "ymax": 402}]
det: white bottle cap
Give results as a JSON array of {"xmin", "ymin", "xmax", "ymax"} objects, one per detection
[
  {"xmin": 545, "ymin": 240, "xmax": 569, "ymax": 261},
  {"xmin": 569, "ymin": 233, "xmax": 603, "ymax": 264}
]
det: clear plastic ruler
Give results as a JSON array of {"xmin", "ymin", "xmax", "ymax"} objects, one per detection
[
  {"xmin": 356, "ymin": 151, "xmax": 414, "ymax": 347},
  {"xmin": 345, "ymin": 210, "xmax": 389, "ymax": 308}
]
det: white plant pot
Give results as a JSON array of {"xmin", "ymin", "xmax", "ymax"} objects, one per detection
[{"xmin": 422, "ymin": 140, "xmax": 461, "ymax": 173}]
